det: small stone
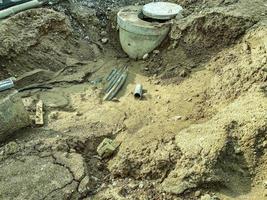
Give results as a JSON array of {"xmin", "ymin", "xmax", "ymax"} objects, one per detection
[
  {"xmin": 212, "ymin": 195, "xmax": 220, "ymax": 200},
  {"xmin": 97, "ymin": 138, "xmax": 120, "ymax": 158},
  {"xmin": 112, "ymin": 181, "xmax": 117, "ymax": 186},
  {"xmin": 243, "ymin": 43, "xmax": 250, "ymax": 53},
  {"xmin": 201, "ymin": 194, "xmax": 212, "ymax": 200},
  {"xmin": 172, "ymin": 115, "xmax": 182, "ymax": 121},
  {"xmin": 78, "ymin": 176, "xmax": 89, "ymax": 193},
  {"xmin": 182, "ymin": 116, "xmax": 189, "ymax": 121},
  {"xmin": 101, "ymin": 38, "xmax": 108, "ymax": 44},
  {"xmin": 195, "ymin": 190, "xmax": 201, "ymax": 197},
  {"xmin": 172, "ymin": 40, "xmax": 178, "ymax": 49},
  {"xmin": 154, "ymin": 80, "xmax": 161, "ymax": 85},
  {"xmin": 261, "ymin": 57, "xmax": 267, "ymax": 66},
  {"xmin": 128, "ymin": 182, "xmax": 138, "ymax": 190},
  {"xmin": 4, "ymin": 142, "xmax": 19, "ymax": 155},
  {"xmin": 139, "ymin": 181, "xmax": 144, "ymax": 189},
  {"xmin": 153, "ymin": 50, "xmax": 160, "ymax": 54},
  {"xmin": 48, "ymin": 111, "xmax": 59, "ymax": 120},
  {"xmin": 179, "ymin": 69, "xmax": 188, "ymax": 78},
  {"xmin": 100, "ymin": 31, "xmax": 107, "ymax": 36},
  {"xmin": 143, "ymin": 53, "xmax": 149, "ymax": 60},
  {"xmin": 187, "ymin": 98, "xmax": 192, "ymax": 102},
  {"xmin": 263, "ymin": 180, "xmax": 267, "ymax": 188},
  {"xmin": 76, "ymin": 111, "xmax": 83, "ymax": 116}
]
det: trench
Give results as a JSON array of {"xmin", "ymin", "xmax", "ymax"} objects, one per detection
[{"xmin": 0, "ymin": 0, "xmax": 266, "ymax": 200}]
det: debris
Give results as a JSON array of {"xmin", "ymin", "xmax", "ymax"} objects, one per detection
[
  {"xmin": 101, "ymin": 38, "xmax": 109, "ymax": 44},
  {"xmin": 76, "ymin": 111, "xmax": 83, "ymax": 116},
  {"xmin": 134, "ymin": 84, "xmax": 143, "ymax": 99},
  {"xmin": 201, "ymin": 194, "xmax": 212, "ymax": 200},
  {"xmin": 4, "ymin": 141, "xmax": 20, "ymax": 155},
  {"xmin": 78, "ymin": 176, "xmax": 90, "ymax": 193},
  {"xmin": 97, "ymin": 138, "xmax": 120, "ymax": 158},
  {"xmin": 243, "ymin": 42, "xmax": 250, "ymax": 53},
  {"xmin": 172, "ymin": 115, "xmax": 182, "ymax": 121},
  {"xmin": 143, "ymin": 53, "xmax": 149, "ymax": 60},
  {"xmin": 48, "ymin": 111, "xmax": 59, "ymax": 121},
  {"xmin": 0, "ymin": 77, "xmax": 15, "ymax": 92},
  {"xmin": 195, "ymin": 190, "xmax": 201, "ymax": 197},
  {"xmin": 138, "ymin": 181, "xmax": 144, "ymax": 189},
  {"xmin": 35, "ymin": 100, "xmax": 44, "ymax": 125},
  {"xmin": 100, "ymin": 31, "xmax": 107, "ymax": 36},
  {"xmin": 179, "ymin": 69, "xmax": 188, "ymax": 78},
  {"xmin": 153, "ymin": 50, "xmax": 160, "ymax": 54},
  {"xmin": 154, "ymin": 80, "xmax": 161, "ymax": 85},
  {"xmin": 261, "ymin": 57, "xmax": 267, "ymax": 66}
]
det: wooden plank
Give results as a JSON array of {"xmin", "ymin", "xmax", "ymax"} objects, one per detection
[{"xmin": 35, "ymin": 100, "xmax": 44, "ymax": 125}]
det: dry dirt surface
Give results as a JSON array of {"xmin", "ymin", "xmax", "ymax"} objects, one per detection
[{"xmin": 0, "ymin": 0, "xmax": 266, "ymax": 200}]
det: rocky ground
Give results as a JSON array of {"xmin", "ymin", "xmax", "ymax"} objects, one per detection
[{"xmin": 0, "ymin": 0, "xmax": 266, "ymax": 200}]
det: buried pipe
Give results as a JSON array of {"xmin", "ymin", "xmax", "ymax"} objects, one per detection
[
  {"xmin": 0, "ymin": 0, "xmax": 44, "ymax": 19},
  {"xmin": 134, "ymin": 84, "xmax": 143, "ymax": 99},
  {"xmin": 0, "ymin": 77, "xmax": 16, "ymax": 92},
  {"xmin": 0, "ymin": 91, "xmax": 31, "ymax": 142}
]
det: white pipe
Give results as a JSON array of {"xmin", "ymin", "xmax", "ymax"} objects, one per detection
[{"xmin": 0, "ymin": 0, "xmax": 44, "ymax": 19}]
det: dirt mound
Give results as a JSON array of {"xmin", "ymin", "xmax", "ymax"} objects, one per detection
[
  {"xmin": 170, "ymin": 9, "xmax": 256, "ymax": 54},
  {"xmin": 162, "ymin": 92, "xmax": 267, "ymax": 195},
  {"xmin": 197, "ymin": 23, "xmax": 267, "ymax": 116},
  {"xmin": 0, "ymin": 8, "xmax": 96, "ymax": 79}
]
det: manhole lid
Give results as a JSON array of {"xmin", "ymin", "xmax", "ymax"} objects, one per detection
[{"xmin": 142, "ymin": 2, "xmax": 183, "ymax": 20}]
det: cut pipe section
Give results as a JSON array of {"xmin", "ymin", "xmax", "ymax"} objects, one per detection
[{"xmin": 134, "ymin": 84, "xmax": 143, "ymax": 99}]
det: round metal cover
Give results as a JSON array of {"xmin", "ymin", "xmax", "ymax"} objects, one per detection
[{"xmin": 142, "ymin": 2, "xmax": 183, "ymax": 20}]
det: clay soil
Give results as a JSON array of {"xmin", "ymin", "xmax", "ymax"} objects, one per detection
[{"xmin": 0, "ymin": 0, "xmax": 266, "ymax": 200}]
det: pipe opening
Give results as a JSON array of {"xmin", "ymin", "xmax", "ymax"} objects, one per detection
[
  {"xmin": 138, "ymin": 11, "xmax": 169, "ymax": 23},
  {"xmin": 134, "ymin": 93, "xmax": 141, "ymax": 99}
]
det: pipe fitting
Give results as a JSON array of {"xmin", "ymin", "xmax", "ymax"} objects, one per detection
[{"xmin": 134, "ymin": 84, "xmax": 143, "ymax": 99}]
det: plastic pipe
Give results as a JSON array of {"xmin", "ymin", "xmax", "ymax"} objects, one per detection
[
  {"xmin": 0, "ymin": 0, "xmax": 43, "ymax": 19},
  {"xmin": 0, "ymin": 91, "xmax": 31, "ymax": 142},
  {"xmin": 0, "ymin": 77, "xmax": 15, "ymax": 92},
  {"xmin": 134, "ymin": 84, "xmax": 143, "ymax": 99}
]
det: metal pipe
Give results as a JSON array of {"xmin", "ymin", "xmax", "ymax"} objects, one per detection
[
  {"xmin": 104, "ymin": 72, "xmax": 127, "ymax": 101},
  {"xmin": 134, "ymin": 84, "xmax": 143, "ymax": 99},
  {"xmin": 105, "ymin": 68, "xmax": 123, "ymax": 93},
  {"xmin": 0, "ymin": 77, "xmax": 15, "ymax": 92},
  {"xmin": 0, "ymin": 0, "xmax": 43, "ymax": 19},
  {"xmin": 105, "ymin": 66, "xmax": 127, "ymax": 93},
  {"xmin": 106, "ymin": 69, "xmax": 117, "ymax": 81}
]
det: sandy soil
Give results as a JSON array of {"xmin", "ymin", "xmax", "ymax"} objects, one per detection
[{"xmin": 0, "ymin": 0, "xmax": 266, "ymax": 200}]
